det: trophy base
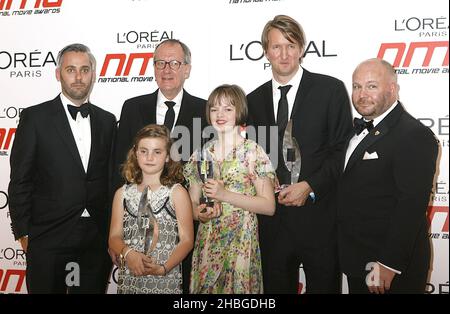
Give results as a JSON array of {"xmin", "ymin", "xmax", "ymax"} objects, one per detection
[
  {"xmin": 275, "ymin": 184, "xmax": 290, "ymax": 194},
  {"xmin": 199, "ymin": 196, "xmax": 214, "ymax": 212},
  {"xmin": 274, "ymin": 184, "xmax": 316, "ymax": 202}
]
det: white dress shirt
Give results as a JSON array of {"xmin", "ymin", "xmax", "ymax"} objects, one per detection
[
  {"xmin": 156, "ymin": 89, "xmax": 183, "ymax": 130},
  {"xmin": 344, "ymin": 101, "xmax": 399, "ymax": 170},
  {"xmin": 60, "ymin": 93, "xmax": 91, "ymax": 217},
  {"xmin": 272, "ymin": 66, "xmax": 303, "ymax": 122}
]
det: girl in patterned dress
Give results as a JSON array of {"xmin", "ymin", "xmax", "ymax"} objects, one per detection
[
  {"xmin": 184, "ymin": 84, "xmax": 276, "ymax": 293},
  {"xmin": 109, "ymin": 124, "xmax": 194, "ymax": 294}
]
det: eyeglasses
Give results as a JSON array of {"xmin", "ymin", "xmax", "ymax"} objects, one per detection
[{"xmin": 153, "ymin": 59, "xmax": 185, "ymax": 70}]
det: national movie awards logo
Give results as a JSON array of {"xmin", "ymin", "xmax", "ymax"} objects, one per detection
[
  {"xmin": 428, "ymin": 205, "xmax": 449, "ymax": 240},
  {"xmin": 0, "ymin": 127, "xmax": 16, "ymax": 157},
  {"xmin": 0, "ymin": 0, "xmax": 63, "ymax": 17},
  {"xmin": 227, "ymin": 0, "xmax": 281, "ymax": 5},
  {"xmin": 98, "ymin": 29, "xmax": 174, "ymax": 84},
  {"xmin": 377, "ymin": 16, "xmax": 449, "ymax": 75},
  {"xmin": 0, "ymin": 244, "xmax": 27, "ymax": 293}
]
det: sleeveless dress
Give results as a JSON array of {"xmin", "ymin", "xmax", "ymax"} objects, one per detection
[
  {"xmin": 184, "ymin": 139, "xmax": 276, "ymax": 293},
  {"xmin": 117, "ymin": 183, "xmax": 182, "ymax": 294}
]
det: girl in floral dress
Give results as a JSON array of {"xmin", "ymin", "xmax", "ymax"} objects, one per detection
[{"xmin": 184, "ymin": 84, "xmax": 276, "ymax": 293}]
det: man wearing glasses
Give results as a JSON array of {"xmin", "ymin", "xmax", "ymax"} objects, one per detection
[{"xmin": 113, "ymin": 39, "xmax": 206, "ymax": 293}]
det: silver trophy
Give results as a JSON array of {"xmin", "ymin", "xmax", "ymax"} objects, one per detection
[
  {"xmin": 196, "ymin": 148, "xmax": 215, "ymax": 211},
  {"xmin": 136, "ymin": 186, "xmax": 158, "ymax": 256},
  {"xmin": 278, "ymin": 119, "xmax": 301, "ymax": 191}
]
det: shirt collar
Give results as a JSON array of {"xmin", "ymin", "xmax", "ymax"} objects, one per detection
[
  {"xmin": 272, "ymin": 66, "xmax": 303, "ymax": 93},
  {"xmin": 60, "ymin": 92, "xmax": 88, "ymax": 108},
  {"xmin": 371, "ymin": 101, "xmax": 399, "ymax": 127},
  {"xmin": 157, "ymin": 89, "xmax": 183, "ymax": 107}
]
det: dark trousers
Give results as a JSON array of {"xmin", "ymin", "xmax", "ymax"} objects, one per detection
[
  {"xmin": 26, "ymin": 217, "xmax": 112, "ymax": 294},
  {"xmin": 345, "ymin": 232, "xmax": 430, "ymax": 294},
  {"xmin": 259, "ymin": 213, "xmax": 340, "ymax": 294},
  {"xmin": 346, "ymin": 250, "xmax": 430, "ymax": 294},
  {"xmin": 346, "ymin": 273, "xmax": 429, "ymax": 294}
]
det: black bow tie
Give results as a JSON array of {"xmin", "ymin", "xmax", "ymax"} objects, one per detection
[
  {"xmin": 67, "ymin": 103, "xmax": 90, "ymax": 120},
  {"xmin": 353, "ymin": 117, "xmax": 374, "ymax": 135}
]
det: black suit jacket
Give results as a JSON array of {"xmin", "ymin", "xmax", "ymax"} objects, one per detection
[
  {"xmin": 337, "ymin": 103, "xmax": 438, "ymax": 278},
  {"xmin": 8, "ymin": 95, "xmax": 116, "ymax": 248},
  {"xmin": 247, "ymin": 68, "xmax": 353, "ymax": 246},
  {"xmin": 113, "ymin": 89, "xmax": 206, "ymax": 190}
]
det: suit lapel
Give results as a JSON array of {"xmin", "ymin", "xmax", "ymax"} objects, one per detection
[
  {"xmin": 290, "ymin": 69, "xmax": 312, "ymax": 120},
  {"xmin": 51, "ymin": 96, "xmax": 85, "ymax": 173},
  {"xmin": 176, "ymin": 89, "xmax": 190, "ymax": 127},
  {"xmin": 345, "ymin": 103, "xmax": 404, "ymax": 172},
  {"xmin": 139, "ymin": 91, "xmax": 157, "ymax": 126},
  {"xmin": 263, "ymin": 82, "xmax": 276, "ymax": 125},
  {"xmin": 87, "ymin": 105, "xmax": 100, "ymax": 174}
]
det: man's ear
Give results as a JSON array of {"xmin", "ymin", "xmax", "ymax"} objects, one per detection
[
  {"xmin": 55, "ymin": 68, "xmax": 61, "ymax": 82},
  {"xmin": 184, "ymin": 64, "xmax": 192, "ymax": 79}
]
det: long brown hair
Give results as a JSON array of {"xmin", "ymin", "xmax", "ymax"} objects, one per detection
[{"xmin": 121, "ymin": 124, "xmax": 184, "ymax": 186}]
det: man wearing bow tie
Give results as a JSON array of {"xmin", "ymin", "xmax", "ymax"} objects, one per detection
[
  {"xmin": 337, "ymin": 58, "xmax": 438, "ymax": 293},
  {"xmin": 8, "ymin": 43, "xmax": 116, "ymax": 293}
]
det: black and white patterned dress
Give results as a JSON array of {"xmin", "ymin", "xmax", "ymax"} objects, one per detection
[{"xmin": 117, "ymin": 183, "xmax": 182, "ymax": 294}]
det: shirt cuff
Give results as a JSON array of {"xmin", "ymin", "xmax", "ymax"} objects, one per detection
[{"xmin": 377, "ymin": 261, "xmax": 402, "ymax": 274}]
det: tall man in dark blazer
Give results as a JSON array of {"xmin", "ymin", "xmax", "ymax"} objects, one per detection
[
  {"xmin": 8, "ymin": 43, "xmax": 116, "ymax": 293},
  {"xmin": 337, "ymin": 58, "xmax": 438, "ymax": 294},
  {"xmin": 114, "ymin": 39, "xmax": 206, "ymax": 293},
  {"xmin": 246, "ymin": 15, "xmax": 353, "ymax": 293}
]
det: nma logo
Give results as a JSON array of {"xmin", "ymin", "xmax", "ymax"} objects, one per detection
[
  {"xmin": 0, "ymin": 269, "xmax": 26, "ymax": 293},
  {"xmin": 0, "ymin": 128, "xmax": 15, "ymax": 155},
  {"xmin": 428, "ymin": 206, "xmax": 449, "ymax": 233},
  {"xmin": 377, "ymin": 41, "xmax": 448, "ymax": 68},
  {"xmin": 100, "ymin": 53, "xmax": 154, "ymax": 77},
  {"xmin": 0, "ymin": 0, "xmax": 62, "ymax": 10}
]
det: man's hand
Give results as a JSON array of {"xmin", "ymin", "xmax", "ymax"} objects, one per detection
[
  {"xmin": 19, "ymin": 236, "xmax": 28, "ymax": 253},
  {"xmin": 366, "ymin": 262, "xmax": 396, "ymax": 294},
  {"xmin": 278, "ymin": 181, "xmax": 313, "ymax": 207}
]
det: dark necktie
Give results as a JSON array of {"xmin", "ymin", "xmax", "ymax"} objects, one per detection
[
  {"xmin": 67, "ymin": 103, "xmax": 90, "ymax": 120},
  {"xmin": 163, "ymin": 101, "xmax": 176, "ymax": 131},
  {"xmin": 276, "ymin": 85, "xmax": 292, "ymax": 135},
  {"xmin": 353, "ymin": 117, "xmax": 374, "ymax": 135}
]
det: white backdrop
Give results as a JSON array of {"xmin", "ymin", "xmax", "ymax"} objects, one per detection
[{"xmin": 0, "ymin": 0, "xmax": 448, "ymax": 294}]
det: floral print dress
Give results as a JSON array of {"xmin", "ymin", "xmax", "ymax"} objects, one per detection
[{"xmin": 184, "ymin": 138, "xmax": 275, "ymax": 293}]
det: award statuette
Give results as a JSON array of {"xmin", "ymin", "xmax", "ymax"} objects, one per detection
[
  {"xmin": 277, "ymin": 119, "xmax": 301, "ymax": 191},
  {"xmin": 136, "ymin": 186, "xmax": 158, "ymax": 256},
  {"xmin": 118, "ymin": 186, "xmax": 158, "ymax": 286},
  {"xmin": 196, "ymin": 148, "xmax": 215, "ymax": 211}
]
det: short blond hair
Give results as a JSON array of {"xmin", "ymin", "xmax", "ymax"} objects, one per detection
[{"xmin": 261, "ymin": 15, "xmax": 306, "ymax": 63}]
